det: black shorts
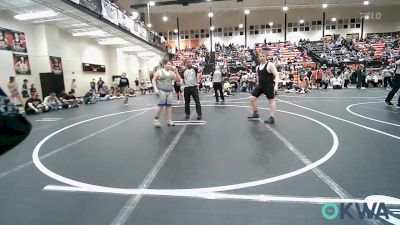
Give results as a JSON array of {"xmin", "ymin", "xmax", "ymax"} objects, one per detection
[
  {"xmin": 316, "ymin": 78, "xmax": 322, "ymax": 84},
  {"xmin": 174, "ymin": 85, "xmax": 182, "ymax": 93},
  {"xmin": 251, "ymin": 84, "xmax": 274, "ymax": 99}
]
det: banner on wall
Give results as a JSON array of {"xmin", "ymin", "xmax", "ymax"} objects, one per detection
[
  {"xmin": 49, "ymin": 56, "xmax": 63, "ymax": 75},
  {"xmin": 80, "ymin": 0, "xmax": 101, "ymax": 14},
  {"xmin": 101, "ymin": 0, "xmax": 118, "ymax": 25},
  {"xmin": 117, "ymin": 10, "xmax": 131, "ymax": 31},
  {"xmin": 0, "ymin": 28, "xmax": 27, "ymax": 53},
  {"xmin": 13, "ymin": 53, "xmax": 31, "ymax": 75}
]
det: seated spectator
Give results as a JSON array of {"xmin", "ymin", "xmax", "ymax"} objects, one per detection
[
  {"xmin": 127, "ymin": 88, "xmax": 137, "ymax": 97},
  {"xmin": 223, "ymin": 80, "xmax": 233, "ymax": 96},
  {"xmin": 60, "ymin": 91, "xmax": 81, "ymax": 108},
  {"xmin": 139, "ymin": 80, "xmax": 145, "ymax": 93},
  {"xmin": 84, "ymin": 90, "xmax": 98, "ymax": 104},
  {"xmin": 99, "ymin": 85, "xmax": 109, "ymax": 98},
  {"xmin": 322, "ymin": 73, "xmax": 330, "ymax": 89},
  {"xmin": 43, "ymin": 92, "xmax": 62, "ymax": 110},
  {"xmin": 25, "ymin": 92, "xmax": 49, "ymax": 114},
  {"xmin": 146, "ymin": 80, "xmax": 153, "ymax": 94},
  {"xmin": 331, "ymin": 76, "xmax": 343, "ymax": 89}
]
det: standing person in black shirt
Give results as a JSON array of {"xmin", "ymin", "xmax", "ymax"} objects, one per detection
[
  {"xmin": 119, "ymin": 72, "xmax": 130, "ymax": 105},
  {"xmin": 247, "ymin": 51, "xmax": 279, "ymax": 124},
  {"xmin": 134, "ymin": 78, "xmax": 139, "ymax": 90},
  {"xmin": 97, "ymin": 77, "xmax": 104, "ymax": 92}
]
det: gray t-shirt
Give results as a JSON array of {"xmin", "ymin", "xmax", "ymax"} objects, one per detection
[
  {"xmin": 212, "ymin": 70, "xmax": 222, "ymax": 83},
  {"xmin": 184, "ymin": 68, "xmax": 198, "ymax": 87}
]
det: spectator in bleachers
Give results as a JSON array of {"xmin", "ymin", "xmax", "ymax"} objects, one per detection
[{"xmin": 382, "ymin": 66, "xmax": 394, "ymax": 89}]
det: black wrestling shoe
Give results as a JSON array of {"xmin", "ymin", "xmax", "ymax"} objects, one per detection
[
  {"xmin": 247, "ymin": 113, "xmax": 260, "ymax": 120},
  {"xmin": 264, "ymin": 116, "xmax": 275, "ymax": 124},
  {"xmin": 385, "ymin": 101, "xmax": 394, "ymax": 106}
]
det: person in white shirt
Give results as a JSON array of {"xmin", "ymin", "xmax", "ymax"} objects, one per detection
[
  {"xmin": 44, "ymin": 92, "xmax": 61, "ymax": 110},
  {"xmin": 332, "ymin": 76, "xmax": 343, "ymax": 89},
  {"xmin": 382, "ymin": 66, "xmax": 394, "ymax": 89}
]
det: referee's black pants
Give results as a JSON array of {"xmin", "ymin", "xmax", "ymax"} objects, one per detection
[
  {"xmin": 385, "ymin": 75, "xmax": 400, "ymax": 104},
  {"xmin": 213, "ymin": 82, "xmax": 224, "ymax": 101},
  {"xmin": 184, "ymin": 86, "xmax": 202, "ymax": 116}
]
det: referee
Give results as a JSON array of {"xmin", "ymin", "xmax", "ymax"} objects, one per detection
[{"xmin": 385, "ymin": 58, "xmax": 400, "ymax": 107}]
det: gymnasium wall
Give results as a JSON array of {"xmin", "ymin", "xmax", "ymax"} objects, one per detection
[{"xmin": 0, "ymin": 12, "xmax": 154, "ymax": 98}]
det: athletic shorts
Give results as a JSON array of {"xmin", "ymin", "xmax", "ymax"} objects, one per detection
[
  {"xmin": 251, "ymin": 84, "xmax": 274, "ymax": 99},
  {"xmin": 316, "ymin": 78, "xmax": 322, "ymax": 84},
  {"xmin": 158, "ymin": 90, "xmax": 173, "ymax": 107},
  {"xmin": 174, "ymin": 85, "xmax": 182, "ymax": 93},
  {"xmin": 120, "ymin": 86, "xmax": 128, "ymax": 94}
]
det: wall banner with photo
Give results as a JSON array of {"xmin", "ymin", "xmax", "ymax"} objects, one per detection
[
  {"xmin": 80, "ymin": 0, "xmax": 102, "ymax": 14},
  {"xmin": 117, "ymin": 10, "xmax": 132, "ymax": 31},
  {"xmin": 101, "ymin": 0, "xmax": 119, "ymax": 25},
  {"xmin": 49, "ymin": 56, "xmax": 63, "ymax": 75},
  {"xmin": 0, "ymin": 27, "xmax": 27, "ymax": 53},
  {"xmin": 13, "ymin": 53, "xmax": 31, "ymax": 75}
]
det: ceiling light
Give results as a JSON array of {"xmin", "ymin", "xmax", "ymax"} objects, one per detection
[
  {"xmin": 174, "ymin": 28, "xmax": 178, "ymax": 33},
  {"xmin": 322, "ymin": 3, "xmax": 328, "ymax": 8},
  {"xmin": 244, "ymin": 9, "xmax": 250, "ymax": 15},
  {"xmin": 147, "ymin": 23, "xmax": 152, "ymax": 28},
  {"xmin": 208, "ymin": 12, "xmax": 214, "ymax": 17},
  {"xmin": 148, "ymin": 1, "xmax": 155, "ymax": 6},
  {"xmin": 364, "ymin": 0, "xmax": 369, "ymax": 5},
  {"xmin": 162, "ymin": 16, "xmax": 168, "ymax": 21},
  {"xmin": 299, "ymin": 19, "xmax": 304, "ymax": 24},
  {"xmin": 283, "ymin": 6, "xmax": 288, "ymax": 11},
  {"xmin": 238, "ymin": 24, "xmax": 243, "ymax": 29},
  {"xmin": 14, "ymin": 10, "xmax": 58, "ymax": 20},
  {"xmin": 98, "ymin": 38, "xmax": 129, "ymax": 45},
  {"xmin": 269, "ymin": 22, "xmax": 274, "ymax": 26},
  {"xmin": 210, "ymin": 26, "xmax": 215, "ymax": 31},
  {"xmin": 131, "ymin": 11, "xmax": 139, "ymax": 19},
  {"xmin": 331, "ymin": 17, "xmax": 337, "ymax": 22}
]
